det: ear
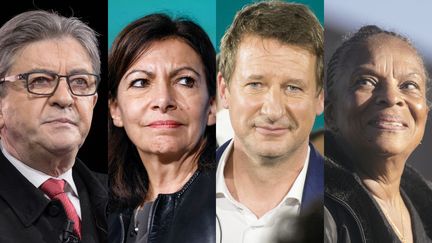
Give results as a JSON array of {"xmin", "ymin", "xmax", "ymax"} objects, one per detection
[
  {"xmin": 207, "ymin": 97, "xmax": 216, "ymax": 126},
  {"xmin": 0, "ymin": 98, "xmax": 4, "ymax": 130},
  {"xmin": 92, "ymin": 93, "xmax": 98, "ymax": 108},
  {"xmin": 217, "ymin": 72, "xmax": 230, "ymax": 109},
  {"xmin": 109, "ymin": 98, "xmax": 124, "ymax": 127},
  {"xmin": 315, "ymin": 89, "xmax": 324, "ymax": 116}
]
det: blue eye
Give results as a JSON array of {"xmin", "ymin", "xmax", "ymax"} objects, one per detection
[
  {"xmin": 130, "ymin": 79, "xmax": 149, "ymax": 88},
  {"xmin": 177, "ymin": 77, "xmax": 195, "ymax": 88},
  {"xmin": 246, "ymin": 82, "xmax": 262, "ymax": 89},
  {"xmin": 286, "ymin": 85, "xmax": 302, "ymax": 92}
]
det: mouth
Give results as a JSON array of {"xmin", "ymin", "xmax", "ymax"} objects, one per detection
[
  {"xmin": 368, "ymin": 116, "xmax": 408, "ymax": 131},
  {"xmin": 255, "ymin": 125, "xmax": 289, "ymax": 135},
  {"xmin": 147, "ymin": 120, "xmax": 183, "ymax": 128},
  {"xmin": 44, "ymin": 118, "xmax": 77, "ymax": 126}
]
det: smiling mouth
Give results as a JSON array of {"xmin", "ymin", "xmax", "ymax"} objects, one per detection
[{"xmin": 368, "ymin": 119, "xmax": 408, "ymax": 130}]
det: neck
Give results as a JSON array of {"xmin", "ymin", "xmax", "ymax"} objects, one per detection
[
  {"xmin": 1, "ymin": 137, "xmax": 76, "ymax": 177},
  {"xmin": 139, "ymin": 144, "xmax": 202, "ymax": 202},
  {"xmin": 224, "ymin": 140, "xmax": 308, "ymax": 218},
  {"xmin": 354, "ymin": 154, "xmax": 405, "ymax": 201}
]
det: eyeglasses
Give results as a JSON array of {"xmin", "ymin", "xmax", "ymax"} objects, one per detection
[{"xmin": 0, "ymin": 71, "xmax": 100, "ymax": 96}]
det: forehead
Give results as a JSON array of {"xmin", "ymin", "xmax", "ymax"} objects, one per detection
[
  {"xmin": 233, "ymin": 35, "xmax": 317, "ymax": 81},
  {"xmin": 10, "ymin": 37, "xmax": 93, "ymax": 73},
  {"xmin": 342, "ymin": 35, "xmax": 426, "ymax": 78},
  {"xmin": 129, "ymin": 38, "xmax": 204, "ymax": 71}
]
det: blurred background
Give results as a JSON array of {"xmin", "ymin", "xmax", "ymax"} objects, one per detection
[
  {"xmin": 108, "ymin": 0, "xmax": 216, "ymax": 48},
  {"xmin": 325, "ymin": 0, "xmax": 432, "ymax": 180}
]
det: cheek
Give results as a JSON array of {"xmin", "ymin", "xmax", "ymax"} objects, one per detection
[
  {"xmin": 410, "ymin": 100, "xmax": 429, "ymax": 126},
  {"xmin": 117, "ymin": 96, "xmax": 148, "ymax": 124}
]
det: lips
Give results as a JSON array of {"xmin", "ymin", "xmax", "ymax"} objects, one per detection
[
  {"xmin": 147, "ymin": 120, "xmax": 183, "ymax": 128},
  {"xmin": 368, "ymin": 115, "xmax": 408, "ymax": 130},
  {"xmin": 44, "ymin": 117, "xmax": 77, "ymax": 126},
  {"xmin": 255, "ymin": 125, "xmax": 289, "ymax": 135}
]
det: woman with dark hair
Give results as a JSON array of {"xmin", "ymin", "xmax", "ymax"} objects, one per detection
[
  {"xmin": 324, "ymin": 25, "xmax": 432, "ymax": 243},
  {"xmin": 107, "ymin": 13, "xmax": 216, "ymax": 243}
]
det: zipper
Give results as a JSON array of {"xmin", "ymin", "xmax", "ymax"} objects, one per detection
[
  {"xmin": 327, "ymin": 194, "xmax": 367, "ymax": 243},
  {"xmin": 119, "ymin": 213, "xmax": 125, "ymax": 243}
]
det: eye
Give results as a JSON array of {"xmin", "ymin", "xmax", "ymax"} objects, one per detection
[
  {"xmin": 353, "ymin": 77, "xmax": 377, "ymax": 90},
  {"xmin": 400, "ymin": 81, "xmax": 420, "ymax": 90},
  {"xmin": 286, "ymin": 85, "xmax": 302, "ymax": 92},
  {"xmin": 27, "ymin": 73, "xmax": 55, "ymax": 88},
  {"xmin": 70, "ymin": 77, "xmax": 89, "ymax": 87},
  {"xmin": 177, "ymin": 76, "xmax": 195, "ymax": 88},
  {"xmin": 245, "ymin": 82, "xmax": 262, "ymax": 89},
  {"xmin": 357, "ymin": 78, "xmax": 376, "ymax": 86},
  {"xmin": 130, "ymin": 79, "xmax": 149, "ymax": 88}
]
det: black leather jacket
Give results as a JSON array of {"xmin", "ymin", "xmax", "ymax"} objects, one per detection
[
  {"xmin": 108, "ymin": 168, "xmax": 215, "ymax": 243},
  {"xmin": 324, "ymin": 133, "xmax": 432, "ymax": 243}
]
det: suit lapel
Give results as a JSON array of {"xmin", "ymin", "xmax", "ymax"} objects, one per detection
[
  {"xmin": 0, "ymin": 152, "xmax": 50, "ymax": 227},
  {"xmin": 301, "ymin": 143, "xmax": 324, "ymax": 212}
]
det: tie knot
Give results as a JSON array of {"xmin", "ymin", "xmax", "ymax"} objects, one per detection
[{"xmin": 40, "ymin": 178, "xmax": 66, "ymax": 199}]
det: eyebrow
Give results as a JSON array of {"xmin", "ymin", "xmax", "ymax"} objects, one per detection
[
  {"xmin": 23, "ymin": 68, "xmax": 93, "ymax": 75},
  {"xmin": 124, "ymin": 66, "xmax": 201, "ymax": 80},
  {"xmin": 351, "ymin": 67, "xmax": 424, "ymax": 80},
  {"xmin": 246, "ymin": 74, "xmax": 306, "ymax": 84}
]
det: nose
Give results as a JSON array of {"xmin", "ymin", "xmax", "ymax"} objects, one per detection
[
  {"xmin": 375, "ymin": 82, "xmax": 404, "ymax": 107},
  {"xmin": 48, "ymin": 78, "xmax": 73, "ymax": 108},
  {"xmin": 260, "ymin": 87, "xmax": 285, "ymax": 121},
  {"xmin": 151, "ymin": 80, "xmax": 177, "ymax": 113}
]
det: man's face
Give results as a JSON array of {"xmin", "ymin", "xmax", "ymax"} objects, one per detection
[
  {"xmin": 219, "ymin": 35, "xmax": 323, "ymax": 162},
  {"xmin": 0, "ymin": 37, "xmax": 98, "ymax": 159}
]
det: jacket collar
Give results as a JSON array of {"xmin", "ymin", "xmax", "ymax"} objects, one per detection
[
  {"xmin": 301, "ymin": 143, "xmax": 324, "ymax": 211},
  {"xmin": 0, "ymin": 152, "xmax": 107, "ymax": 231},
  {"xmin": 0, "ymin": 152, "xmax": 49, "ymax": 227},
  {"xmin": 325, "ymin": 132, "xmax": 432, "ymax": 241}
]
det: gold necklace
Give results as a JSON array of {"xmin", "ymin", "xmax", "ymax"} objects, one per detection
[{"xmin": 374, "ymin": 194, "xmax": 405, "ymax": 243}]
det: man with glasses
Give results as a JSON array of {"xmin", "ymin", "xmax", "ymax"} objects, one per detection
[{"xmin": 0, "ymin": 10, "xmax": 106, "ymax": 243}]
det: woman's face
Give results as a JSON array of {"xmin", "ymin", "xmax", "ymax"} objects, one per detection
[
  {"xmin": 110, "ymin": 38, "xmax": 215, "ymax": 160},
  {"xmin": 331, "ymin": 34, "xmax": 429, "ymax": 157}
]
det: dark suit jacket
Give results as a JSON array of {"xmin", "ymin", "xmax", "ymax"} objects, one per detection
[
  {"xmin": 0, "ymin": 152, "xmax": 107, "ymax": 243},
  {"xmin": 216, "ymin": 140, "xmax": 324, "ymax": 213}
]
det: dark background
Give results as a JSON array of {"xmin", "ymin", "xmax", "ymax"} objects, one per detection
[{"xmin": 0, "ymin": 0, "xmax": 108, "ymax": 173}]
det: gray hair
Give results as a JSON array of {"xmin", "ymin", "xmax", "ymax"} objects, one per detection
[{"xmin": 0, "ymin": 10, "xmax": 100, "ymax": 79}]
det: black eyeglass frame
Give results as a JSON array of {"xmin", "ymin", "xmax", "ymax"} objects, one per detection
[{"xmin": 0, "ymin": 71, "xmax": 101, "ymax": 96}]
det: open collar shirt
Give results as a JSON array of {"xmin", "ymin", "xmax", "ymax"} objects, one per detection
[{"xmin": 216, "ymin": 140, "xmax": 310, "ymax": 243}]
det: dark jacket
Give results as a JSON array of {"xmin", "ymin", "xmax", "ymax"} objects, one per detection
[
  {"xmin": 216, "ymin": 140, "xmax": 324, "ymax": 213},
  {"xmin": 108, "ymin": 167, "xmax": 216, "ymax": 243},
  {"xmin": 0, "ymin": 152, "xmax": 108, "ymax": 243},
  {"xmin": 324, "ymin": 133, "xmax": 432, "ymax": 243}
]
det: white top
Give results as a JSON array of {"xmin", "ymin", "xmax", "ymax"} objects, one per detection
[
  {"xmin": 0, "ymin": 141, "xmax": 81, "ymax": 218},
  {"xmin": 216, "ymin": 109, "xmax": 234, "ymax": 146},
  {"xmin": 216, "ymin": 140, "xmax": 310, "ymax": 243}
]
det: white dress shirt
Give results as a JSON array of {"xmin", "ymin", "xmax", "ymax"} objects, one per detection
[
  {"xmin": 216, "ymin": 140, "xmax": 310, "ymax": 243},
  {"xmin": 0, "ymin": 141, "xmax": 81, "ymax": 218}
]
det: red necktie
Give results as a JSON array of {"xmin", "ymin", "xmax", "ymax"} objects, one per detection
[{"xmin": 40, "ymin": 178, "xmax": 81, "ymax": 239}]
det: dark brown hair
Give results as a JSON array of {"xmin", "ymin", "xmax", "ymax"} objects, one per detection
[{"xmin": 108, "ymin": 13, "xmax": 216, "ymax": 209}]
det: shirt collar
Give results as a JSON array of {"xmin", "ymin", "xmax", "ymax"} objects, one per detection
[
  {"xmin": 0, "ymin": 140, "xmax": 79, "ymax": 197},
  {"xmin": 216, "ymin": 139, "xmax": 310, "ymax": 206}
]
